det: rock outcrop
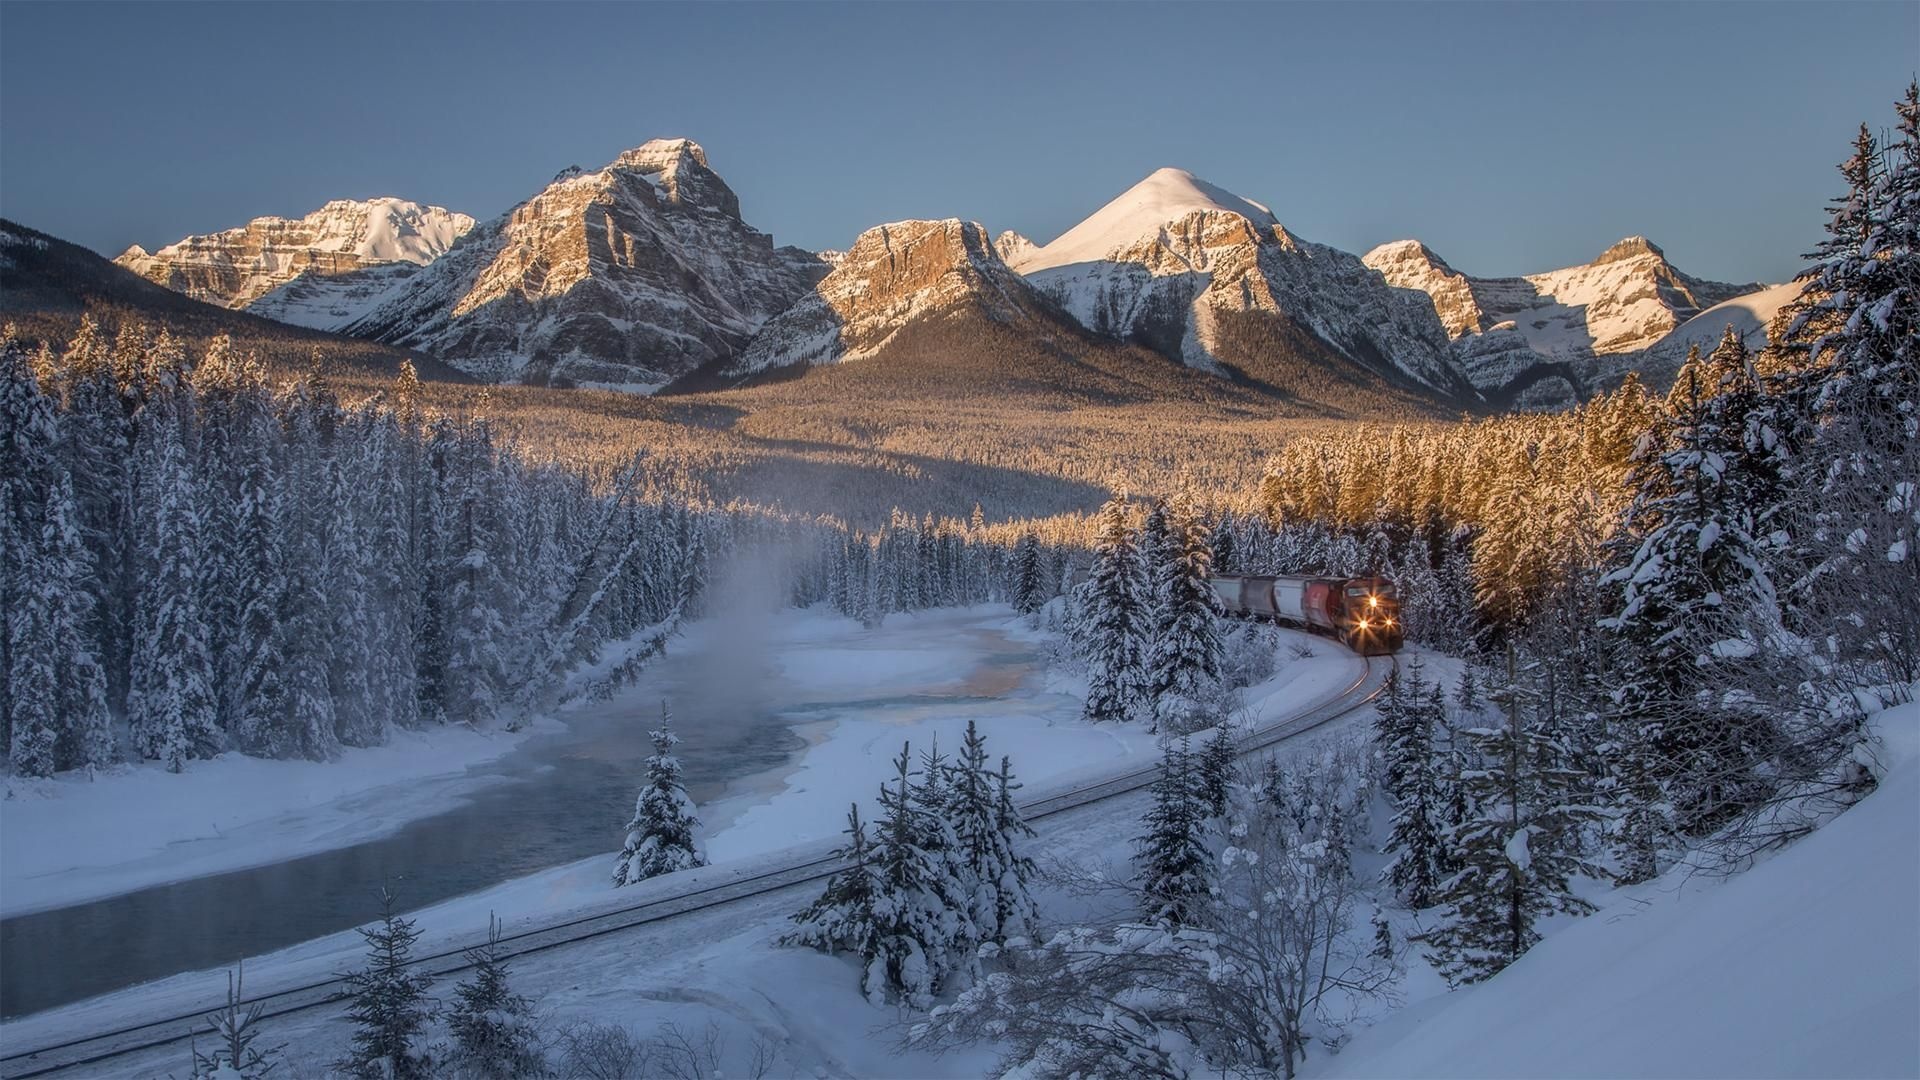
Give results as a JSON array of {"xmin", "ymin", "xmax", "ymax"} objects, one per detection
[
  {"xmin": 332, "ymin": 139, "xmax": 825, "ymax": 389},
  {"xmin": 726, "ymin": 218, "xmax": 1053, "ymax": 377},
  {"xmin": 115, "ymin": 198, "xmax": 474, "ymax": 310}
]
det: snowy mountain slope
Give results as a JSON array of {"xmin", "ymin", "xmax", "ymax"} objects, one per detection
[
  {"xmin": 1008, "ymin": 169, "xmax": 1478, "ymax": 403},
  {"xmin": 722, "ymin": 218, "xmax": 1050, "ymax": 376},
  {"xmin": 0, "ymin": 216, "xmax": 468, "ymax": 382},
  {"xmin": 1324, "ymin": 698, "xmax": 1920, "ymax": 1080},
  {"xmin": 113, "ymin": 198, "xmax": 475, "ymax": 311},
  {"xmin": 1365, "ymin": 235, "xmax": 1769, "ymax": 404},
  {"xmin": 1624, "ymin": 279, "xmax": 1805, "ymax": 390},
  {"xmin": 1009, "ymin": 167, "xmax": 1279, "ymax": 275},
  {"xmin": 333, "ymin": 139, "xmax": 826, "ymax": 389}
]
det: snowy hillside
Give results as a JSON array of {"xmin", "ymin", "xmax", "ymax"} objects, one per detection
[
  {"xmin": 1325, "ymin": 697, "xmax": 1920, "ymax": 1080},
  {"xmin": 1622, "ymin": 279, "xmax": 1805, "ymax": 390},
  {"xmin": 114, "ymin": 198, "xmax": 474, "ymax": 310}
]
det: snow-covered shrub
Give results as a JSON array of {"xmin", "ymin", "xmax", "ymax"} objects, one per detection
[
  {"xmin": 1218, "ymin": 620, "xmax": 1281, "ymax": 689},
  {"xmin": 555, "ymin": 1022, "xmax": 644, "ymax": 1080}
]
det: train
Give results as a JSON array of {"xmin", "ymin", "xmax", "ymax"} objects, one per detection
[{"xmin": 1209, "ymin": 574, "xmax": 1405, "ymax": 656}]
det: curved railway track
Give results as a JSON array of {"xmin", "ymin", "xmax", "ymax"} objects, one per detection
[{"xmin": 1, "ymin": 652, "xmax": 1391, "ymax": 1079}]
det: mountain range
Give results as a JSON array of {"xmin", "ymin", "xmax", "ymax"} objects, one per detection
[{"xmin": 82, "ymin": 138, "xmax": 1792, "ymax": 412}]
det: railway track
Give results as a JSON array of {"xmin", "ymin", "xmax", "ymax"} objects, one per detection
[{"xmin": 0, "ymin": 653, "xmax": 1390, "ymax": 1078}]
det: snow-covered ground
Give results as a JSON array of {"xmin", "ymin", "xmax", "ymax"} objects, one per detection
[
  {"xmin": 0, "ymin": 719, "xmax": 556, "ymax": 917},
  {"xmin": 1, "ymin": 617, "xmax": 1365, "ymax": 1077},
  {"xmin": 10, "ymin": 627, "xmax": 1909, "ymax": 1079},
  {"xmin": 0, "ymin": 609, "xmax": 1357, "ymax": 1040},
  {"xmin": 1319, "ymin": 694, "xmax": 1920, "ymax": 1080}
]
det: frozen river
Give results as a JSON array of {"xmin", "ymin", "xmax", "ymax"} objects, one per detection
[{"xmin": 0, "ymin": 607, "xmax": 1049, "ymax": 1018}]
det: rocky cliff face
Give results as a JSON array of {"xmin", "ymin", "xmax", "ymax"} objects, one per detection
[
  {"xmin": 1365, "ymin": 235, "xmax": 1765, "ymax": 404},
  {"xmin": 725, "ymin": 218, "xmax": 1056, "ymax": 377},
  {"xmin": 1008, "ymin": 168, "xmax": 1476, "ymax": 403},
  {"xmin": 114, "ymin": 198, "xmax": 474, "ymax": 310},
  {"xmin": 325, "ymin": 139, "xmax": 824, "ymax": 390}
]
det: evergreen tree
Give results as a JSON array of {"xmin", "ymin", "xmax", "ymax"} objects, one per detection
[
  {"xmin": 1425, "ymin": 651, "xmax": 1602, "ymax": 984},
  {"xmin": 944, "ymin": 721, "xmax": 1038, "ymax": 945},
  {"xmin": 128, "ymin": 412, "xmax": 220, "ymax": 771},
  {"xmin": 1134, "ymin": 737, "xmax": 1213, "ymax": 926},
  {"xmin": 337, "ymin": 890, "xmax": 435, "ymax": 1080},
  {"xmin": 442, "ymin": 917, "xmax": 543, "ymax": 1080},
  {"xmin": 992, "ymin": 753, "xmax": 1040, "ymax": 940},
  {"xmin": 2, "ymin": 343, "xmax": 62, "ymax": 760},
  {"xmin": 1080, "ymin": 497, "xmax": 1149, "ymax": 725},
  {"xmin": 42, "ymin": 474, "xmax": 113, "ymax": 770},
  {"xmin": 1147, "ymin": 493, "xmax": 1222, "ymax": 733},
  {"xmin": 1197, "ymin": 723, "xmax": 1237, "ymax": 817},
  {"xmin": 190, "ymin": 965, "xmax": 282, "ymax": 1080},
  {"xmin": 1011, "ymin": 531, "xmax": 1044, "ymax": 615},
  {"xmin": 786, "ymin": 803, "xmax": 891, "ymax": 1002},
  {"xmin": 1603, "ymin": 353, "xmax": 1776, "ymax": 833},
  {"xmin": 613, "ymin": 702, "xmax": 705, "ymax": 886},
  {"xmin": 1381, "ymin": 662, "xmax": 1447, "ymax": 909}
]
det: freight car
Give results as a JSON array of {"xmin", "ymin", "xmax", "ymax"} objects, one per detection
[{"xmin": 1209, "ymin": 574, "xmax": 1405, "ymax": 655}]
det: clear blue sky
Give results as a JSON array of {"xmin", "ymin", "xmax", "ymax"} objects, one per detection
[{"xmin": 2, "ymin": 2, "xmax": 1914, "ymax": 284}]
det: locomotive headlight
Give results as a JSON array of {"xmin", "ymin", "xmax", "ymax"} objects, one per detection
[
  {"xmin": 1368, "ymin": 596, "xmax": 1378, "ymax": 607},
  {"xmin": 1356, "ymin": 618, "xmax": 1371, "ymax": 631}
]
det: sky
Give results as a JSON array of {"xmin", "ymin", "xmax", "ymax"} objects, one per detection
[{"xmin": 2, "ymin": 2, "xmax": 1914, "ymax": 284}]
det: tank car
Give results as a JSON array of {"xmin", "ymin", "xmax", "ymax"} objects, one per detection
[{"xmin": 1209, "ymin": 573, "xmax": 1404, "ymax": 655}]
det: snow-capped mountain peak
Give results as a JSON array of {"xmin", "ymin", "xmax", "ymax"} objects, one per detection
[
  {"xmin": 320, "ymin": 139, "xmax": 821, "ymax": 390},
  {"xmin": 1594, "ymin": 234, "xmax": 1665, "ymax": 264},
  {"xmin": 114, "ymin": 197, "xmax": 476, "ymax": 310},
  {"xmin": 1012, "ymin": 167, "xmax": 1277, "ymax": 273}
]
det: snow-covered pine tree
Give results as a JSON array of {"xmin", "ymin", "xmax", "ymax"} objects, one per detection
[
  {"xmin": 944, "ymin": 721, "xmax": 1038, "ymax": 945},
  {"xmin": 1080, "ymin": 497, "xmax": 1150, "ymax": 725},
  {"xmin": 1602, "ymin": 350, "xmax": 1777, "ymax": 834},
  {"xmin": 6, "ymin": 517, "xmax": 60, "ymax": 776},
  {"xmin": 1381, "ymin": 660, "xmax": 1446, "ymax": 908},
  {"xmin": 613, "ymin": 702, "xmax": 706, "ymax": 886},
  {"xmin": 1011, "ymin": 531, "xmax": 1044, "ymax": 615},
  {"xmin": 42, "ymin": 473, "xmax": 113, "ymax": 771},
  {"xmin": 440, "ymin": 423, "xmax": 509, "ymax": 729},
  {"xmin": 1775, "ymin": 85, "xmax": 1920, "ymax": 685},
  {"xmin": 1425, "ymin": 650, "xmax": 1602, "ymax": 984},
  {"xmin": 845, "ymin": 743, "xmax": 965, "ymax": 1005},
  {"xmin": 786, "ymin": 802, "xmax": 892, "ymax": 1001},
  {"xmin": 1211, "ymin": 510, "xmax": 1238, "ymax": 574},
  {"xmin": 1, "ymin": 342, "xmax": 63, "ymax": 758},
  {"xmin": 1134, "ymin": 736, "xmax": 1213, "ymax": 926},
  {"xmin": 442, "ymin": 916, "xmax": 544, "ymax": 1079},
  {"xmin": 128, "ymin": 410, "xmax": 220, "ymax": 771},
  {"xmin": 271, "ymin": 376, "xmax": 339, "ymax": 761},
  {"xmin": 992, "ymin": 753, "xmax": 1039, "ymax": 940},
  {"xmin": 336, "ymin": 889, "xmax": 435, "ymax": 1080},
  {"xmin": 1197, "ymin": 723, "xmax": 1237, "ymax": 818},
  {"xmin": 226, "ymin": 373, "xmax": 288, "ymax": 754},
  {"xmin": 1147, "ymin": 493, "xmax": 1223, "ymax": 733}
]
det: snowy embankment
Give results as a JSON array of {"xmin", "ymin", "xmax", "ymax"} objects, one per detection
[
  {"xmin": 0, "ymin": 720, "xmax": 556, "ymax": 917},
  {"xmin": 1321, "ymin": 694, "xmax": 1920, "ymax": 1080},
  {"xmin": 0, "ymin": 618, "xmax": 676, "ymax": 918}
]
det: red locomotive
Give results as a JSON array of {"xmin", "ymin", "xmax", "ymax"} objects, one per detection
[{"xmin": 1209, "ymin": 574, "xmax": 1405, "ymax": 655}]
